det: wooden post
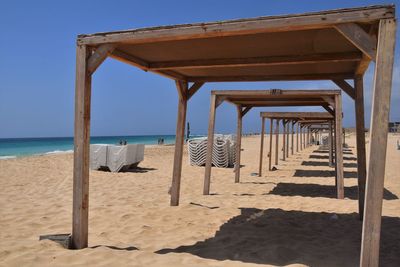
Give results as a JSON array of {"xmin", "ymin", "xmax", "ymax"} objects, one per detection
[
  {"xmin": 203, "ymin": 94, "xmax": 217, "ymax": 195},
  {"xmin": 275, "ymin": 119, "xmax": 280, "ymax": 165},
  {"xmin": 170, "ymin": 81, "xmax": 188, "ymax": 206},
  {"xmin": 235, "ymin": 105, "xmax": 243, "ymax": 183},
  {"xmin": 282, "ymin": 120, "xmax": 286, "ymax": 161},
  {"xmin": 300, "ymin": 125, "xmax": 303, "ymax": 150},
  {"xmin": 269, "ymin": 119, "xmax": 273, "ymax": 171},
  {"xmin": 355, "ymin": 75, "xmax": 367, "ymax": 220},
  {"xmin": 286, "ymin": 121, "xmax": 290, "ymax": 158},
  {"xmin": 335, "ymin": 93, "xmax": 344, "ymax": 199},
  {"xmin": 361, "ymin": 18, "xmax": 396, "ymax": 267},
  {"xmin": 291, "ymin": 121, "xmax": 295, "ymax": 155},
  {"xmin": 296, "ymin": 122, "xmax": 299, "ymax": 152},
  {"xmin": 258, "ymin": 117, "xmax": 265, "ymax": 176},
  {"xmin": 72, "ymin": 45, "xmax": 92, "ymax": 249}
]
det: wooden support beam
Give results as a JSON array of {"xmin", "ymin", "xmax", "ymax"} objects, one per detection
[
  {"xmin": 322, "ymin": 104, "xmax": 335, "ymax": 116},
  {"xmin": 235, "ymin": 105, "xmax": 243, "ymax": 183},
  {"xmin": 203, "ymin": 94, "xmax": 217, "ymax": 195},
  {"xmin": 110, "ymin": 49, "xmax": 187, "ymax": 80},
  {"xmin": 170, "ymin": 81, "xmax": 188, "ymax": 206},
  {"xmin": 78, "ymin": 6, "xmax": 394, "ymax": 46},
  {"xmin": 291, "ymin": 121, "xmax": 295, "ymax": 155},
  {"xmin": 332, "ymin": 79, "xmax": 356, "ymax": 99},
  {"xmin": 149, "ymin": 52, "xmax": 362, "ymax": 70},
  {"xmin": 187, "ymin": 82, "xmax": 205, "ymax": 100},
  {"xmin": 355, "ymin": 75, "xmax": 367, "ymax": 220},
  {"xmin": 241, "ymin": 106, "xmax": 252, "ymax": 117},
  {"xmin": 300, "ymin": 126, "xmax": 303, "ymax": 150},
  {"xmin": 275, "ymin": 119, "xmax": 280, "ymax": 165},
  {"xmin": 258, "ymin": 118, "xmax": 265, "ymax": 177},
  {"xmin": 87, "ymin": 44, "xmax": 115, "ymax": 75},
  {"xmin": 72, "ymin": 45, "xmax": 92, "ymax": 249},
  {"xmin": 286, "ymin": 121, "xmax": 290, "ymax": 158},
  {"xmin": 215, "ymin": 96, "xmax": 225, "ymax": 108},
  {"xmin": 329, "ymin": 121, "xmax": 334, "ymax": 167},
  {"xmin": 334, "ymin": 93, "xmax": 344, "ymax": 199},
  {"xmin": 282, "ymin": 120, "xmax": 286, "ymax": 161},
  {"xmin": 187, "ymin": 73, "xmax": 354, "ymax": 82},
  {"xmin": 321, "ymin": 96, "xmax": 335, "ymax": 107},
  {"xmin": 269, "ymin": 119, "xmax": 273, "ymax": 171},
  {"xmin": 110, "ymin": 49, "xmax": 149, "ymax": 70},
  {"xmin": 356, "ymin": 57, "xmax": 372, "ymax": 75},
  {"xmin": 334, "ymin": 23, "xmax": 377, "ymax": 61},
  {"xmin": 296, "ymin": 122, "xmax": 299, "ymax": 152},
  {"xmin": 361, "ymin": 18, "xmax": 396, "ymax": 267}
]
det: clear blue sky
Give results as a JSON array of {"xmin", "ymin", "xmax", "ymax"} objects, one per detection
[{"xmin": 0, "ymin": 0, "xmax": 399, "ymax": 138}]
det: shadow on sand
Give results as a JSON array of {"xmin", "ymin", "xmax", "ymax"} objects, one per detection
[
  {"xmin": 312, "ymin": 150, "xmax": 354, "ymax": 155},
  {"xmin": 267, "ymin": 183, "xmax": 398, "ymax": 200},
  {"xmin": 156, "ymin": 209, "xmax": 400, "ymax": 266},
  {"xmin": 90, "ymin": 245, "xmax": 138, "ymax": 251},
  {"xmin": 309, "ymin": 155, "xmax": 357, "ymax": 161},
  {"xmin": 301, "ymin": 161, "xmax": 357, "ymax": 168},
  {"xmin": 294, "ymin": 169, "xmax": 358, "ymax": 178}
]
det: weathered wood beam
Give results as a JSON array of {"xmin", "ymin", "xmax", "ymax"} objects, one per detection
[
  {"xmin": 322, "ymin": 104, "xmax": 335, "ymax": 116},
  {"xmin": 275, "ymin": 119, "xmax": 280, "ymax": 165},
  {"xmin": 355, "ymin": 56, "xmax": 372, "ymax": 75},
  {"xmin": 259, "ymin": 117, "xmax": 265, "ymax": 176},
  {"xmin": 268, "ymin": 118, "xmax": 274, "ymax": 171},
  {"xmin": 72, "ymin": 45, "xmax": 92, "ymax": 249},
  {"xmin": 149, "ymin": 52, "xmax": 362, "ymax": 70},
  {"xmin": 321, "ymin": 96, "xmax": 335, "ymax": 106},
  {"xmin": 204, "ymin": 94, "xmax": 217, "ymax": 195},
  {"xmin": 334, "ymin": 93, "xmax": 344, "ymax": 199},
  {"xmin": 235, "ymin": 105, "xmax": 243, "ymax": 183},
  {"xmin": 175, "ymin": 80, "xmax": 188, "ymax": 101},
  {"xmin": 360, "ymin": 18, "xmax": 396, "ymax": 267},
  {"xmin": 187, "ymin": 82, "xmax": 205, "ymax": 100},
  {"xmin": 241, "ymin": 106, "xmax": 252, "ymax": 117},
  {"xmin": 332, "ymin": 79, "xmax": 355, "ymax": 99},
  {"xmin": 354, "ymin": 74, "xmax": 366, "ymax": 220},
  {"xmin": 334, "ymin": 23, "xmax": 377, "ymax": 61},
  {"xmin": 170, "ymin": 81, "xmax": 188, "ymax": 206},
  {"xmin": 187, "ymin": 73, "xmax": 354, "ymax": 82},
  {"xmin": 87, "ymin": 44, "xmax": 115, "ymax": 74},
  {"xmin": 110, "ymin": 49, "xmax": 149, "ymax": 70},
  {"xmin": 78, "ymin": 6, "xmax": 394, "ymax": 45},
  {"xmin": 110, "ymin": 49, "xmax": 186, "ymax": 80}
]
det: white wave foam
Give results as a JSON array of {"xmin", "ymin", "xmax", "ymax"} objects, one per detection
[
  {"xmin": 0, "ymin": 156, "xmax": 17, "ymax": 160},
  {"xmin": 44, "ymin": 150, "xmax": 73, "ymax": 155}
]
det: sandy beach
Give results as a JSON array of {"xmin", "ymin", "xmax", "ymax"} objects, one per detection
[{"xmin": 0, "ymin": 134, "xmax": 399, "ymax": 266}]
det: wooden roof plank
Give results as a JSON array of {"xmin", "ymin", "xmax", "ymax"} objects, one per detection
[{"xmin": 77, "ymin": 5, "xmax": 394, "ymax": 45}]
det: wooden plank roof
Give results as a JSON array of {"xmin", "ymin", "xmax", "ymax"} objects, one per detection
[
  {"xmin": 77, "ymin": 5, "xmax": 394, "ymax": 82},
  {"xmin": 260, "ymin": 111, "xmax": 333, "ymax": 120},
  {"xmin": 213, "ymin": 89, "xmax": 340, "ymax": 107}
]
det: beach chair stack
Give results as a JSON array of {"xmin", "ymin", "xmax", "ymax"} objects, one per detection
[
  {"xmin": 187, "ymin": 135, "xmax": 236, "ymax": 168},
  {"xmin": 90, "ymin": 144, "xmax": 145, "ymax": 172}
]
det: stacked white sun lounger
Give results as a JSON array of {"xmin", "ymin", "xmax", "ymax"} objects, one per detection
[
  {"xmin": 90, "ymin": 144, "xmax": 145, "ymax": 172},
  {"xmin": 188, "ymin": 135, "xmax": 236, "ymax": 168}
]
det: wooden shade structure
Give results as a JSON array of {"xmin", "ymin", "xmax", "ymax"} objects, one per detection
[
  {"xmin": 203, "ymin": 90, "xmax": 343, "ymax": 197},
  {"xmin": 258, "ymin": 112, "xmax": 335, "ymax": 179},
  {"xmin": 72, "ymin": 5, "xmax": 396, "ymax": 266}
]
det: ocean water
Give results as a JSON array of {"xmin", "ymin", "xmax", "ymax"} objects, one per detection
[{"xmin": 0, "ymin": 135, "xmax": 183, "ymax": 158}]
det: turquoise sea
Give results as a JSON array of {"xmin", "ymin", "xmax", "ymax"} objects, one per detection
[{"xmin": 0, "ymin": 135, "xmax": 185, "ymax": 159}]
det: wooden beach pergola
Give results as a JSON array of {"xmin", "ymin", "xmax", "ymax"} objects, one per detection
[
  {"xmin": 72, "ymin": 5, "xmax": 396, "ymax": 266},
  {"xmin": 203, "ymin": 90, "xmax": 343, "ymax": 198},
  {"xmin": 258, "ymin": 112, "xmax": 335, "ymax": 178}
]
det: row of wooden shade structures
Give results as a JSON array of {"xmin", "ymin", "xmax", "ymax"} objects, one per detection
[
  {"xmin": 72, "ymin": 5, "xmax": 396, "ymax": 267},
  {"xmin": 202, "ymin": 90, "xmax": 344, "ymax": 199},
  {"xmin": 257, "ymin": 111, "xmax": 335, "ymax": 176}
]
